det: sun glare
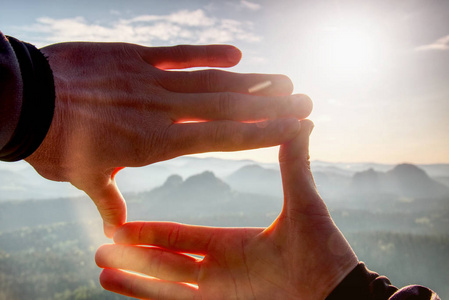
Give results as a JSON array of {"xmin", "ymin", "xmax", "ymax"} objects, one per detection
[
  {"xmin": 316, "ymin": 25, "xmax": 384, "ymax": 77},
  {"xmin": 327, "ymin": 29, "xmax": 373, "ymax": 66}
]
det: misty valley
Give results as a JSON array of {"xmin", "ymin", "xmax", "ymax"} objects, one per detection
[{"xmin": 0, "ymin": 157, "xmax": 448, "ymax": 299}]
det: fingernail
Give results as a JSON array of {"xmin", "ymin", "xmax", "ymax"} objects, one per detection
[
  {"xmin": 307, "ymin": 120, "xmax": 315, "ymax": 136},
  {"xmin": 300, "ymin": 120, "xmax": 314, "ymax": 136},
  {"xmin": 103, "ymin": 222, "xmax": 116, "ymax": 239}
]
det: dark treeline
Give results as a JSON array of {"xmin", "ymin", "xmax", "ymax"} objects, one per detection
[{"xmin": 1, "ymin": 221, "xmax": 448, "ymax": 299}]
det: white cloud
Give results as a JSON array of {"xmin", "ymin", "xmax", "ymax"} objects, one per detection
[
  {"xmin": 415, "ymin": 34, "xmax": 449, "ymax": 51},
  {"xmin": 240, "ymin": 0, "xmax": 262, "ymax": 11},
  {"xmin": 18, "ymin": 9, "xmax": 260, "ymax": 47},
  {"xmin": 167, "ymin": 9, "xmax": 216, "ymax": 27},
  {"xmin": 224, "ymin": 1, "xmax": 262, "ymax": 12},
  {"xmin": 122, "ymin": 9, "xmax": 215, "ymax": 27}
]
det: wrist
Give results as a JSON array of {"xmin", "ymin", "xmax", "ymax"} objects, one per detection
[
  {"xmin": 0, "ymin": 36, "xmax": 55, "ymax": 162},
  {"xmin": 325, "ymin": 262, "xmax": 397, "ymax": 300}
]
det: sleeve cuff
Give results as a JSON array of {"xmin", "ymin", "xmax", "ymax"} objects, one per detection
[
  {"xmin": 326, "ymin": 262, "xmax": 398, "ymax": 300},
  {"xmin": 0, "ymin": 36, "xmax": 55, "ymax": 162},
  {"xmin": 327, "ymin": 262, "xmax": 440, "ymax": 300}
]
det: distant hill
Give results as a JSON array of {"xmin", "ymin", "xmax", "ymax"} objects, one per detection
[
  {"xmin": 127, "ymin": 171, "xmax": 281, "ymax": 223},
  {"xmin": 0, "ymin": 157, "xmax": 266, "ymax": 201},
  {"xmin": 148, "ymin": 171, "xmax": 232, "ymax": 204},
  {"xmin": 1, "ymin": 166, "xmax": 448, "ymax": 234},
  {"xmin": 225, "ymin": 162, "xmax": 449, "ymax": 202},
  {"xmin": 313, "ymin": 171, "xmax": 352, "ymax": 197},
  {"xmin": 0, "ymin": 170, "xmax": 282, "ymax": 232},
  {"xmin": 225, "ymin": 164, "xmax": 282, "ymax": 197},
  {"xmin": 0, "ymin": 167, "xmax": 82, "ymax": 201},
  {"xmin": 435, "ymin": 176, "xmax": 449, "ymax": 188},
  {"xmin": 350, "ymin": 163, "xmax": 449, "ymax": 198},
  {"xmin": 1, "ymin": 158, "xmax": 449, "ymax": 201},
  {"xmin": 115, "ymin": 156, "xmax": 260, "ymax": 195},
  {"xmin": 224, "ymin": 163, "xmax": 352, "ymax": 198}
]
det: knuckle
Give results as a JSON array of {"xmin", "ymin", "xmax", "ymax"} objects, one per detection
[
  {"xmin": 116, "ymin": 245, "xmax": 127, "ymax": 266},
  {"xmin": 258, "ymin": 97, "xmax": 279, "ymax": 120},
  {"xmin": 217, "ymin": 92, "xmax": 235, "ymax": 118},
  {"xmin": 262, "ymin": 95, "xmax": 292, "ymax": 119},
  {"xmin": 129, "ymin": 274, "xmax": 140, "ymax": 295},
  {"xmin": 142, "ymin": 249, "xmax": 162, "ymax": 277},
  {"xmin": 278, "ymin": 95, "xmax": 293, "ymax": 116},
  {"xmin": 153, "ymin": 249, "xmax": 167, "ymax": 278},
  {"xmin": 138, "ymin": 125, "xmax": 171, "ymax": 164},
  {"xmin": 254, "ymin": 96, "xmax": 285, "ymax": 120},
  {"xmin": 167, "ymin": 223, "xmax": 181, "ymax": 248},
  {"xmin": 169, "ymin": 45, "xmax": 190, "ymax": 61},
  {"xmin": 212, "ymin": 123, "xmax": 230, "ymax": 148},
  {"xmin": 98, "ymin": 201, "xmax": 122, "ymax": 220},
  {"xmin": 137, "ymin": 222, "xmax": 146, "ymax": 243},
  {"xmin": 202, "ymin": 69, "xmax": 220, "ymax": 92},
  {"xmin": 212, "ymin": 122, "xmax": 242, "ymax": 149}
]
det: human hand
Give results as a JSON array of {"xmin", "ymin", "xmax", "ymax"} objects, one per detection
[
  {"xmin": 95, "ymin": 120, "xmax": 358, "ymax": 299},
  {"xmin": 25, "ymin": 42, "xmax": 313, "ymax": 237}
]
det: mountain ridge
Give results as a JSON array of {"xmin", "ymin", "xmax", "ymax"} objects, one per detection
[
  {"xmin": 350, "ymin": 163, "xmax": 449, "ymax": 198},
  {"xmin": 1, "ymin": 158, "xmax": 449, "ymax": 201}
]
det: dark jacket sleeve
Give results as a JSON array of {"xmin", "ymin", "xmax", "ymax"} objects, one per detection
[
  {"xmin": 0, "ymin": 32, "xmax": 55, "ymax": 162},
  {"xmin": 0, "ymin": 30, "xmax": 23, "ymax": 151},
  {"xmin": 327, "ymin": 262, "xmax": 440, "ymax": 300}
]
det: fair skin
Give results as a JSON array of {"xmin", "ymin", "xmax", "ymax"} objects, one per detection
[
  {"xmin": 24, "ymin": 42, "xmax": 313, "ymax": 237},
  {"xmin": 95, "ymin": 120, "xmax": 359, "ymax": 300}
]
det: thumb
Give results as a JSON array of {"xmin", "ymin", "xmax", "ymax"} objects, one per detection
[
  {"xmin": 278, "ymin": 120, "xmax": 328, "ymax": 218},
  {"xmin": 76, "ymin": 173, "xmax": 127, "ymax": 238}
]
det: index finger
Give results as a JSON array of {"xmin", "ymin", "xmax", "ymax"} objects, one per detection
[
  {"xmin": 157, "ymin": 70, "xmax": 294, "ymax": 96},
  {"xmin": 169, "ymin": 93, "xmax": 313, "ymax": 122},
  {"xmin": 113, "ymin": 222, "xmax": 262, "ymax": 254},
  {"xmin": 99, "ymin": 269, "xmax": 197, "ymax": 300},
  {"xmin": 114, "ymin": 222, "xmax": 221, "ymax": 254},
  {"xmin": 140, "ymin": 44, "xmax": 242, "ymax": 69}
]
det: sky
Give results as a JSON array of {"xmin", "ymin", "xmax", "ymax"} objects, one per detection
[{"xmin": 1, "ymin": 0, "xmax": 449, "ymax": 164}]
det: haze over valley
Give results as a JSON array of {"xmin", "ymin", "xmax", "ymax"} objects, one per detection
[{"xmin": 1, "ymin": 157, "xmax": 448, "ymax": 299}]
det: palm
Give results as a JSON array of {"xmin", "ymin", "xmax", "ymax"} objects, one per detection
[
  {"xmin": 198, "ymin": 229, "xmax": 305, "ymax": 299},
  {"xmin": 196, "ymin": 216, "xmax": 349, "ymax": 299},
  {"xmin": 196, "ymin": 229, "xmax": 263, "ymax": 299}
]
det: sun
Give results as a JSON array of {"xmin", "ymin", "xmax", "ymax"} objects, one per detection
[{"xmin": 316, "ymin": 25, "xmax": 383, "ymax": 77}]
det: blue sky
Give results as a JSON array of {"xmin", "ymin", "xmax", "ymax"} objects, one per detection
[{"xmin": 1, "ymin": 0, "xmax": 449, "ymax": 164}]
